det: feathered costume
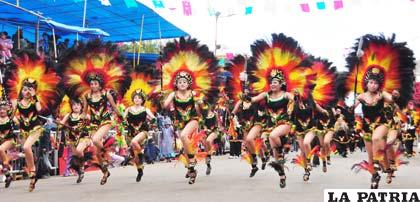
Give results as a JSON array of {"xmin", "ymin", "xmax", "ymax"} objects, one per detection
[
  {"xmin": 249, "ymin": 33, "xmax": 314, "ymax": 132},
  {"xmin": 6, "ymin": 52, "xmax": 60, "ymax": 137},
  {"xmin": 60, "ymin": 39, "xmax": 130, "ymax": 185},
  {"xmin": 61, "ymin": 39, "xmax": 130, "ymax": 128},
  {"xmin": 344, "ymin": 34, "xmax": 415, "ymax": 142},
  {"xmin": 344, "ymin": 34, "xmax": 415, "ymax": 189},
  {"xmin": 5, "ymin": 51, "xmax": 60, "ymax": 191},
  {"xmin": 122, "ymin": 71, "xmax": 160, "ymax": 114},
  {"xmin": 158, "ymin": 36, "xmax": 218, "ymax": 145},
  {"xmin": 344, "ymin": 34, "xmax": 415, "ymax": 108},
  {"xmin": 122, "ymin": 68, "xmax": 160, "ymax": 179},
  {"xmin": 158, "ymin": 37, "xmax": 218, "ymax": 184},
  {"xmin": 225, "ymin": 55, "xmax": 257, "ymax": 103}
]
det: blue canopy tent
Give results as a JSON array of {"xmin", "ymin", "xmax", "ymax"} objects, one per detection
[
  {"xmin": 125, "ymin": 53, "xmax": 158, "ymax": 65},
  {"xmin": 1, "ymin": 0, "xmax": 188, "ymax": 65},
  {"xmin": 0, "ymin": 0, "xmax": 188, "ymax": 42},
  {"xmin": 0, "ymin": 0, "xmax": 109, "ymax": 41}
]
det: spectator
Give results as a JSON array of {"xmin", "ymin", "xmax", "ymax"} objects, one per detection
[
  {"xmin": 144, "ymin": 138, "xmax": 159, "ymax": 164},
  {"xmin": 0, "ymin": 32, "xmax": 13, "ymax": 65},
  {"xmin": 57, "ymin": 39, "xmax": 69, "ymax": 57},
  {"xmin": 12, "ymin": 29, "xmax": 28, "ymax": 50},
  {"xmin": 160, "ymin": 117, "xmax": 175, "ymax": 162},
  {"xmin": 39, "ymin": 32, "xmax": 49, "ymax": 55}
]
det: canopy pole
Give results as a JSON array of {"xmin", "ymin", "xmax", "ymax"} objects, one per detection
[
  {"xmin": 158, "ymin": 20, "xmax": 162, "ymax": 49},
  {"xmin": 82, "ymin": 0, "xmax": 88, "ymax": 28},
  {"xmin": 158, "ymin": 20, "xmax": 163, "ymax": 92},
  {"xmin": 52, "ymin": 27, "xmax": 57, "ymax": 62},
  {"xmin": 16, "ymin": 0, "xmax": 20, "ymax": 49},
  {"xmin": 132, "ymin": 41, "xmax": 136, "ymax": 68},
  {"xmin": 36, "ymin": 17, "xmax": 40, "ymax": 54},
  {"xmin": 137, "ymin": 14, "xmax": 145, "ymax": 66}
]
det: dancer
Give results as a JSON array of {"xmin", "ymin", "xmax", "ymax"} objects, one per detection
[
  {"xmin": 227, "ymin": 55, "xmax": 265, "ymax": 177},
  {"xmin": 308, "ymin": 58, "xmax": 338, "ymax": 173},
  {"xmin": 345, "ymin": 34, "xmax": 415, "ymax": 189},
  {"xmin": 122, "ymin": 71, "xmax": 158, "ymax": 182},
  {"xmin": 7, "ymin": 52, "xmax": 60, "ymax": 191},
  {"xmin": 247, "ymin": 34, "xmax": 312, "ymax": 188},
  {"xmin": 0, "ymin": 100, "xmax": 15, "ymax": 188},
  {"xmin": 59, "ymin": 97, "xmax": 90, "ymax": 183},
  {"xmin": 61, "ymin": 40, "xmax": 130, "ymax": 185},
  {"xmin": 202, "ymin": 103, "xmax": 218, "ymax": 175},
  {"xmin": 160, "ymin": 37, "xmax": 218, "ymax": 184}
]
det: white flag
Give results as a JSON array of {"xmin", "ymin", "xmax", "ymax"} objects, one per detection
[{"xmin": 99, "ymin": 0, "xmax": 111, "ymax": 6}]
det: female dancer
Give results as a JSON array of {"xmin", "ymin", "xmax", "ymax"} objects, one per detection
[
  {"xmin": 227, "ymin": 55, "xmax": 265, "ymax": 177},
  {"xmin": 0, "ymin": 100, "xmax": 15, "ymax": 188},
  {"xmin": 345, "ymin": 34, "xmax": 415, "ymax": 189},
  {"xmin": 202, "ymin": 103, "xmax": 218, "ymax": 175},
  {"xmin": 160, "ymin": 37, "xmax": 218, "ymax": 184},
  {"xmin": 307, "ymin": 58, "xmax": 338, "ymax": 173},
  {"xmin": 61, "ymin": 40, "xmax": 129, "ymax": 185},
  {"xmin": 247, "ymin": 33, "xmax": 313, "ymax": 188},
  {"xmin": 60, "ymin": 98, "xmax": 90, "ymax": 183},
  {"xmin": 122, "ymin": 71, "xmax": 158, "ymax": 182},
  {"xmin": 7, "ymin": 52, "xmax": 60, "ymax": 191}
]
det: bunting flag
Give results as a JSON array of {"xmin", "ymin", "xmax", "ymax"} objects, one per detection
[
  {"xmin": 300, "ymin": 1, "xmax": 344, "ymax": 12},
  {"xmin": 226, "ymin": 53, "xmax": 234, "ymax": 60},
  {"xmin": 99, "ymin": 0, "xmax": 111, "ymax": 6},
  {"xmin": 316, "ymin": 1, "xmax": 326, "ymax": 10},
  {"xmin": 334, "ymin": 0, "xmax": 343, "ymax": 10},
  {"xmin": 245, "ymin": 6, "xmax": 253, "ymax": 15},
  {"xmin": 300, "ymin": 3, "xmax": 310, "ymax": 12},
  {"xmin": 182, "ymin": 0, "xmax": 192, "ymax": 16},
  {"xmin": 124, "ymin": 0, "xmax": 138, "ymax": 8},
  {"xmin": 218, "ymin": 58, "xmax": 225, "ymax": 66},
  {"xmin": 152, "ymin": 0, "xmax": 165, "ymax": 8},
  {"xmin": 208, "ymin": 7, "xmax": 216, "ymax": 16}
]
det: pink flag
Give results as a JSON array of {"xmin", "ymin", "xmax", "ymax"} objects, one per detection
[
  {"xmin": 226, "ymin": 53, "xmax": 234, "ymax": 60},
  {"xmin": 182, "ymin": 0, "xmax": 192, "ymax": 16},
  {"xmin": 334, "ymin": 0, "xmax": 343, "ymax": 10},
  {"xmin": 300, "ymin": 3, "xmax": 310, "ymax": 12}
]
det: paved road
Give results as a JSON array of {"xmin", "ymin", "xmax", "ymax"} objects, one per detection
[{"xmin": 1, "ymin": 151, "xmax": 419, "ymax": 202}]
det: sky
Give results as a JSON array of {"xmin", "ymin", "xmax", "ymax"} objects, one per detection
[{"xmin": 138, "ymin": 0, "xmax": 420, "ymax": 77}]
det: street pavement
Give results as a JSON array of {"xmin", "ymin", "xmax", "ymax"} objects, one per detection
[{"xmin": 1, "ymin": 151, "xmax": 419, "ymax": 202}]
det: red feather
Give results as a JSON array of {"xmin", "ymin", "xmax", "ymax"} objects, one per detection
[{"xmin": 351, "ymin": 160, "xmax": 375, "ymax": 174}]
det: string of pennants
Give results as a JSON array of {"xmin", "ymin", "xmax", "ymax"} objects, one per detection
[
  {"xmin": 76, "ymin": 0, "xmax": 418, "ymax": 14},
  {"xmin": 73, "ymin": 0, "xmax": 348, "ymax": 15},
  {"xmin": 300, "ymin": 0, "xmax": 343, "ymax": 12}
]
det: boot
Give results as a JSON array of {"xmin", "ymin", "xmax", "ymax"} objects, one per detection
[
  {"xmin": 249, "ymin": 154, "xmax": 259, "ymax": 178},
  {"xmin": 269, "ymin": 158, "xmax": 286, "ymax": 188},
  {"xmin": 205, "ymin": 155, "xmax": 212, "ymax": 175},
  {"xmin": 28, "ymin": 171, "xmax": 38, "ymax": 192},
  {"xmin": 322, "ymin": 160, "xmax": 327, "ymax": 173},
  {"xmin": 261, "ymin": 152, "xmax": 270, "ymax": 170},
  {"xmin": 370, "ymin": 172, "xmax": 381, "ymax": 189},
  {"xmin": 3, "ymin": 166, "xmax": 12, "ymax": 188},
  {"xmin": 100, "ymin": 164, "xmax": 111, "ymax": 185}
]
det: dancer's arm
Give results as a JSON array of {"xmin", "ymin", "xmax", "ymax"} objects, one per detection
[
  {"xmin": 30, "ymin": 88, "xmax": 41, "ymax": 112},
  {"xmin": 251, "ymin": 92, "xmax": 266, "ymax": 103},
  {"xmin": 232, "ymin": 101, "xmax": 242, "ymax": 115},
  {"xmin": 163, "ymin": 92, "xmax": 175, "ymax": 109},
  {"xmin": 106, "ymin": 90, "xmax": 120, "ymax": 117},
  {"xmin": 81, "ymin": 92, "xmax": 89, "ymax": 119},
  {"xmin": 60, "ymin": 113, "xmax": 70, "ymax": 125}
]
